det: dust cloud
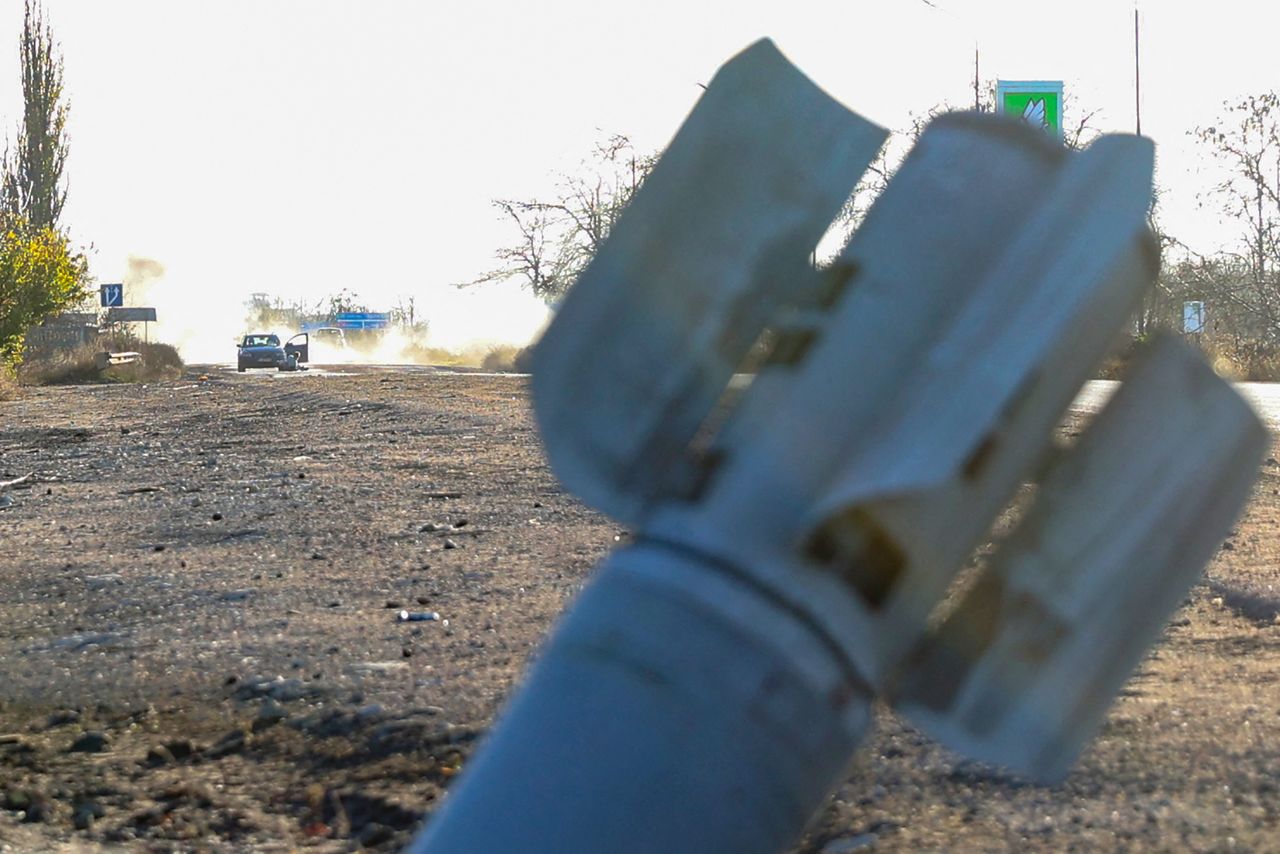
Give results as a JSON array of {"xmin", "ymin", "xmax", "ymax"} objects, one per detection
[{"xmin": 116, "ymin": 255, "xmax": 552, "ymax": 368}]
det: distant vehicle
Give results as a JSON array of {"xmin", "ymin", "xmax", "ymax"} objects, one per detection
[
  {"xmin": 237, "ymin": 332, "xmax": 309, "ymax": 372},
  {"xmin": 311, "ymin": 327, "xmax": 347, "ymax": 349}
]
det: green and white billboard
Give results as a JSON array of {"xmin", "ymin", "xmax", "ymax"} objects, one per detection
[{"xmin": 997, "ymin": 80, "xmax": 1064, "ymax": 140}]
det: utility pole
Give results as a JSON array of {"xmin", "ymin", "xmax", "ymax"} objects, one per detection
[
  {"xmin": 974, "ymin": 44, "xmax": 981, "ymax": 111},
  {"xmin": 1134, "ymin": 5, "xmax": 1142, "ymax": 135}
]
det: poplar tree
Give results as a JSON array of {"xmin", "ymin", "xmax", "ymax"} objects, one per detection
[{"xmin": 3, "ymin": 0, "xmax": 69, "ymax": 230}]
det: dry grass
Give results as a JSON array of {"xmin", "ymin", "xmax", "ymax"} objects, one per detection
[
  {"xmin": 399, "ymin": 343, "xmax": 478, "ymax": 366},
  {"xmin": 1214, "ymin": 350, "xmax": 1280, "ymax": 382},
  {"xmin": 395, "ymin": 342, "xmax": 532, "ymax": 371},
  {"xmin": 18, "ymin": 340, "xmax": 185, "ymax": 386},
  {"xmin": 0, "ymin": 368, "xmax": 17, "ymax": 401},
  {"xmin": 1097, "ymin": 336, "xmax": 1280, "ymax": 383},
  {"xmin": 480, "ymin": 344, "xmax": 532, "ymax": 372}
]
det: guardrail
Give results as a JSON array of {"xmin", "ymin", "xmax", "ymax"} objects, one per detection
[{"xmin": 94, "ymin": 351, "xmax": 142, "ymax": 371}]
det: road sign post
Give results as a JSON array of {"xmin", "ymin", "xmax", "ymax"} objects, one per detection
[
  {"xmin": 99, "ymin": 283, "xmax": 123, "ymax": 308},
  {"xmin": 997, "ymin": 80, "xmax": 1064, "ymax": 140},
  {"xmin": 1184, "ymin": 300, "xmax": 1206, "ymax": 337}
]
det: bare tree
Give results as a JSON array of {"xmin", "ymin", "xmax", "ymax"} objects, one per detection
[
  {"xmin": 465, "ymin": 134, "xmax": 656, "ymax": 303},
  {"xmin": 836, "ymin": 86, "xmax": 1101, "ymax": 239},
  {"xmin": 1192, "ymin": 92, "xmax": 1280, "ymax": 347},
  {"xmin": 466, "ymin": 199, "xmax": 572, "ymax": 301},
  {"xmin": 1062, "ymin": 98, "xmax": 1103, "ymax": 151},
  {"xmin": 2, "ymin": 0, "xmax": 69, "ymax": 230}
]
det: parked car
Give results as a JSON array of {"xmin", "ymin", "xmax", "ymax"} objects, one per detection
[
  {"xmin": 236, "ymin": 332, "xmax": 310, "ymax": 372},
  {"xmin": 311, "ymin": 326, "xmax": 347, "ymax": 349}
]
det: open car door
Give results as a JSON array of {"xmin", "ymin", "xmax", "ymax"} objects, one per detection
[{"xmin": 285, "ymin": 333, "xmax": 309, "ymax": 364}]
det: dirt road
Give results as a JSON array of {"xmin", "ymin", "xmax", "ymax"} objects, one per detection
[{"xmin": 1, "ymin": 365, "xmax": 1279, "ymax": 851}]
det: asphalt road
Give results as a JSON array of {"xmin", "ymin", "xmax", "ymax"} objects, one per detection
[
  {"xmin": 1074, "ymin": 379, "xmax": 1280, "ymax": 430},
  {"xmin": 221, "ymin": 363, "xmax": 1280, "ymax": 433}
]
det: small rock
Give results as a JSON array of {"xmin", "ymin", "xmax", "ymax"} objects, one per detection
[
  {"xmin": 69, "ymin": 731, "xmax": 111, "ymax": 753},
  {"xmin": 1221, "ymin": 541, "xmax": 1236, "ymax": 551},
  {"xmin": 267, "ymin": 678, "xmax": 313, "ymax": 702},
  {"xmin": 443, "ymin": 539, "xmax": 459, "ymax": 550},
  {"xmin": 206, "ymin": 728, "xmax": 248, "ymax": 758},
  {"xmin": 254, "ymin": 699, "xmax": 288, "ymax": 732},
  {"xmin": 345, "ymin": 661, "xmax": 408, "ymax": 676},
  {"xmin": 46, "ymin": 709, "xmax": 81, "ymax": 728},
  {"xmin": 147, "ymin": 738, "xmax": 196, "ymax": 766},
  {"xmin": 822, "ymin": 834, "xmax": 879, "ymax": 853},
  {"xmin": 357, "ymin": 822, "xmax": 395, "ymax": 846},
  {"xmin": 145, "ymin": 745, "xmax": 175, "ymax": 766},
  {"xmin": 73, "ymin": 801, "xmax": 104, "ymax": 830},
  {"xmin": 22, "ymin": 793, "xmax": 52, "ymax": 823},
  {"xmin": 211, "ymin": 512, "xmax": 223, "ymax": 521},
  {"xmin": 419, "ymin": 522, "xmax": 441, "ymax": 533},
  {"xmin": 4, "ymin": 789, "xmax": 32, "ymax": 810},
  {"xmin": 396, "ymin": 610, "xmax": 440, "ymax": 623},
  {"xmin": 385, "ymin": 601, "xmax": 403, "ymax": 609}
]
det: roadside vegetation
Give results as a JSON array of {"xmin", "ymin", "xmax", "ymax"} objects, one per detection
[
  {"xmin": 479, "ymin": 344, "xmax": 531, "ymax": 372},
  {"xmin": 0, "ymin": 3, "xmax": 191, "ymax": 393},
  {"xmin": 0, "ymin": 363, "xmax": 16, "ymax": 399},
  {"xmin": 0, "ymin": 1, "xmax": 93, "ymax": 388},
  {"xmin": 0, "ymin": 216, "xmax": 88, "ymax": 371},
  {"xmin": 18, "ymin": 339, "xmax": 183, "ymax": 386},
  {"xmin": 467, "ymin": 90, "xmax": 1280, "ymax": 383}
]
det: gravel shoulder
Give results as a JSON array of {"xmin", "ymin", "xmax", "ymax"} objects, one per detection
[{"xmin": 1, "ymin": 365, "xmax": 1278, "ymax": 851}]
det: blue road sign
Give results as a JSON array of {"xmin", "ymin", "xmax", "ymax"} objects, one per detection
[
  {"xmin": 334, "ymin": 311, "xmax": 390, "ymax": 330},
  {"xmin": 100, "ymin": 283, "xmax": 124, "ymax": 307}
]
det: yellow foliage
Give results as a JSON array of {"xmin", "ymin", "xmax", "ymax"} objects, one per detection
[{"xmin": 0, "ymin": 215, "xmax": 90, "ymax": 367}]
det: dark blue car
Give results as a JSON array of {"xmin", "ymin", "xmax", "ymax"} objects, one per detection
[{"xmin": 236, "ymin": 332, "xmax": 309, "ymax": 372}]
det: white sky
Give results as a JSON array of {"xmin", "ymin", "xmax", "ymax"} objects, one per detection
[{"xmin": 0, "ymin": 1, "xmax": 1268, "ymax": 354}]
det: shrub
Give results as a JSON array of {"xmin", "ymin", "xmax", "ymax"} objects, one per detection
[
  {"xmin": 0, "ymin": 216, "xmax": 90, "ymax": 369},
  {"xmin": 18, "ymin": 338, "xmax": 184, "ymax": 385},
  {"xmin": 480, "ymin": 344, "xmax": 534, "ymax": 372},
  {"xmin": 480, "ymin": 345, "xmax": 519, "ymax": 372}
]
